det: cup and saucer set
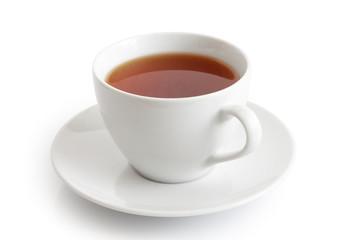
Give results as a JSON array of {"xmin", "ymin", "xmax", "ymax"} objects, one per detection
[{"xmin": 51, "ymin": 33, "xmax": 295, "ymax": 217}]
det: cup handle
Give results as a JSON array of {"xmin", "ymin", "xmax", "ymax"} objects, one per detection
[{"xmin": 208, "ymin": 105, "xmax": 262, "ymax": 164}]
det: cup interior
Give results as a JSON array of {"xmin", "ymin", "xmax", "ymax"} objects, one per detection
[{"xmin": 93, "ymin": 33, "xmax": 248, "ymax": 83}]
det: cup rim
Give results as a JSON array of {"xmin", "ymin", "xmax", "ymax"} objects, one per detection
[{"xmin": 93, "ymin": 32, "xmax": 250, "ymax": 102}]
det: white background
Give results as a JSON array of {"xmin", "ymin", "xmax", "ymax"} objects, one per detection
[{"xmin": 1, "ymin": 0, "xmax": 359, "ymax": 239}]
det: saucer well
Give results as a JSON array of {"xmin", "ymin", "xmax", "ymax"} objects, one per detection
[{"xmin": 51, "ymin": 102, "xmax": 294, "ymax": 217}]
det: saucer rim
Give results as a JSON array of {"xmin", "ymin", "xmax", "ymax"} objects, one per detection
[{"xmin": 51, "ymin": 102, "xmax": 295, "ymax": 217}]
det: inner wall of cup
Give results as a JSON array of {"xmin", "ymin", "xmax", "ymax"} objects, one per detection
[{"xmin": 93, "ymin": 33, "xmax": 248, "ymax": 81}]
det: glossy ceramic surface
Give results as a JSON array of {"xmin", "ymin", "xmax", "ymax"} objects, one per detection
[
  {"xmin": 93, "ymin": 33, "xmax": 262, "ymax": 183},
  {"xmin": 51, "ymin": 102, "xmax": 294, "ymax": 217}
]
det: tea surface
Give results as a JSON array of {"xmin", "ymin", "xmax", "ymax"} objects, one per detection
[{"xmin": 106, "ymin": 53, "xmax": 239, "ymax": 98}]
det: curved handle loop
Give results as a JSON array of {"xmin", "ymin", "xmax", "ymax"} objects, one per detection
[{"xmin": 209, "ymin": 105, "xmax": 262, "ymax": 164}]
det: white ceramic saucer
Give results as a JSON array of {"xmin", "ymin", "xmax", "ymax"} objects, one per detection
[{"xmin": 51, "ymin": 102, "xmax": 294, "ymax": 217}]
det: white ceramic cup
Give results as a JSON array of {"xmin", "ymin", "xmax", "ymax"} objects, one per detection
[{"xmin": 93, "ymin": 33, "xmax": 262, "ymax": 183}]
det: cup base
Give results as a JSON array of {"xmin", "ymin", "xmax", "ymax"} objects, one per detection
[{"xmin": 133, "ymin": 166, "xmax": 215, "ymax": 184}]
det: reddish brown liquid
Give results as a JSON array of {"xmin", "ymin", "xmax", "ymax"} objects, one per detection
[{"xmin": 106, "ymin": 53, "xmax": 239, "ymax": 98}]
